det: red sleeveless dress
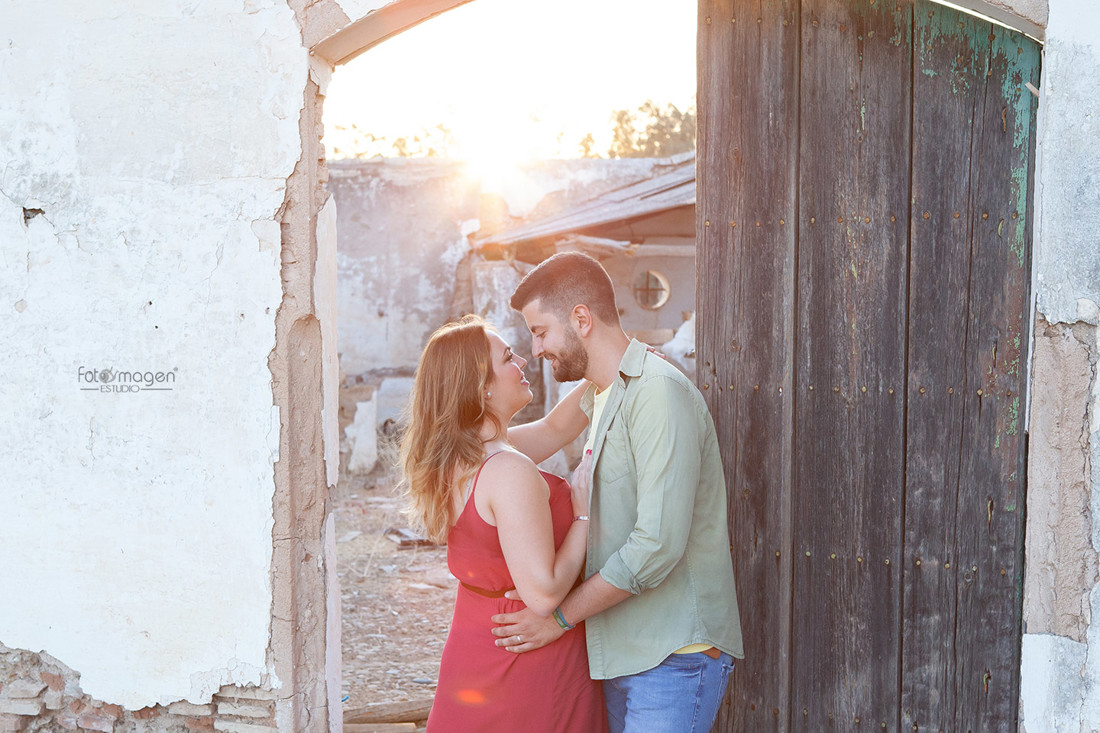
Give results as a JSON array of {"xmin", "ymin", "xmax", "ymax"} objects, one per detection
[{"xmin": 427, "ymin": 459, "xmax": 607, "ymax": 732}]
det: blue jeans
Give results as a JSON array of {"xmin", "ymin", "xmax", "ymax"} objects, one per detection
[{"xmin": 603, "ymin": 651, "xmax": 734, "ymax": 733}]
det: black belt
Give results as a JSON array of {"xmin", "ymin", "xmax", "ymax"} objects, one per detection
[{"xmin": 460, "ymin": 582, "xmax": 515, "ymax": 598}]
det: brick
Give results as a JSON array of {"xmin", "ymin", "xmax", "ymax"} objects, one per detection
[
  {"xmin": 168, "ymin": 702, "xmax": 215, "ymax": 716},
  {"xmin": 69, "ymin": 700, "xmax": 87, "ymax": 714},
  {"xmin": 56, "ymin": 714, "xmax": 79, "ymax": 730},
  {"xmin": 217, "ymin": 686, "xmax": 277, "ymax": 702},
  {"xmin": 184, "ymin": 718, "xmax": 215, "ymax": 731},
  {"xmin": 99, "ymin": 704, "xmax": 122, "ymax": 719},
  {"xmin": 0, "ymin": 701, "xmax": 42, "ymax": 717},
  {"xmin": 212, "ymin": 721, "xmax": 277, "ymax": 733},
  {"xmin": 215, "ymin": 701, "xmax": 270, "ymax": 718},
  {"xmin": 0, "ymin": 713, "xmax": 28, "ymax": 732},
  {"xmin": 132, "ymin": 706, "xmax": 159, "ymax": 720},
  {"xmin": 76, "ymin": 711, "xmax": 115, "ymax": 732},
  {"xmin": 1, "ymin": 681, "xmax": 46, "ymax": 700},
  {"xmin": 41, "ymin": 673, "xmax": 65, "ymax": 692}
]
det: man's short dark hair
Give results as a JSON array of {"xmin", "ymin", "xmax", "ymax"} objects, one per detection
[{"xmin": 510, "ymin": 251, "xmax": 620, "ymax": 325}]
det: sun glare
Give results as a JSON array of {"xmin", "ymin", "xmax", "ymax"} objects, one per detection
[{"xmin": 323, "ymin": 0, "xmax": 696, "ymax": 163}]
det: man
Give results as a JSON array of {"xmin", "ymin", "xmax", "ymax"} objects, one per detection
[{"xmin": 492, "ymin": 251, "xmax": 744, "ymax": 732}]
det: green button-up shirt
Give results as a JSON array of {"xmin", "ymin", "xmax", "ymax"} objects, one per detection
[{"xmin": 581, "ymin": 339, "xmax": 744, "ymax": 679}]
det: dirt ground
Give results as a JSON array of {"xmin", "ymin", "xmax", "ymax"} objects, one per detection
[{"xmin": 333, "ymin": 453, "xmax": 453, "ymax": 712}]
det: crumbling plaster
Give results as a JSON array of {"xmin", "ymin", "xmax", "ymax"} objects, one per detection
[
  {"xmin": 1020, "ymin": 0, "xmax": 1100, "ymax": 729},
  {"xmin": 0, "ymin": 0, "xmax": 310, "ymax": 712}
]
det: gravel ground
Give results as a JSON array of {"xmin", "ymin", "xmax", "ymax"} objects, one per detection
[{"xmin": 333, "ymin": 462, "xmax": 454, "ymax": 712}]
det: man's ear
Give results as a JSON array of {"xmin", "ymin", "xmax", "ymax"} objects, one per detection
[{"xmin": 572, "ymin": 304, "xmax": 594, "ymax": 337}]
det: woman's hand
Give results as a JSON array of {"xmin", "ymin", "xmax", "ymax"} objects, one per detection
[{"xmin": 569, "ymin": 451, "xmax": 592, "ymax": 518}]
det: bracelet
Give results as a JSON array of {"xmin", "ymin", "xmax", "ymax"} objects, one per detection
[
  {"xmin": 573, "ymin": 515, "xmax": 589, "ymax": 522},
  {"xmin": 553, "ymin": 606, "xmax": 576, "ymax": 630}
]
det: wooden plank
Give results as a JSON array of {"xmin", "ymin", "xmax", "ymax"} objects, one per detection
[
  {"xmin": 902, "ymin": 5, "xmax": 991, "ymax": 730},
  {"xmin": 949, "ymin": 13, "xmax": 1038, "ymax": 731},
  {"xmin": 343, "ymin": 717, "xmax": 415, "ymax": 730},
  {"xmin": 344, "ymin": 698, "xmax": 434, "ymax": 724},
  {"xmin": 792, "ymin": 1, "xmax": 911, "ymax": 730},
  {"xmin": 697, "ymin": 0, "xmax": 799, "ymax": 729}
]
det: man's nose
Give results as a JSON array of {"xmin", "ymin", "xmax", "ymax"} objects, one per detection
[{"xmin": 531, "ymin": 342, "xmax": 544, "ymax": 359}]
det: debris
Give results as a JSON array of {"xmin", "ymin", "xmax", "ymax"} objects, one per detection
[{"xmin": 384, "ymin": 527, "xmax": 433, "ymax": 549}]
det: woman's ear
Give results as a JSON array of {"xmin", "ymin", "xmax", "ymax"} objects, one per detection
[{"xmin": 572, "ymin": 304, "xmax": 594, "ymax": 336}]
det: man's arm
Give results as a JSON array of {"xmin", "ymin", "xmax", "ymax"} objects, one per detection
[
  {"xmin": 507, "ymin": 380, "xmax": 590, "ymax": 464},
  {"xmin": 491, "ymin": 572, "xmax": 632, "ymax": 652}
]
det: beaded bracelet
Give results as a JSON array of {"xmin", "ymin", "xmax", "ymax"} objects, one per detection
[{"xmin": 553, "ymin": 606, "xmax": 576, "ymax": 630}]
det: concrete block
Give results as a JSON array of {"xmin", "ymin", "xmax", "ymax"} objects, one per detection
[
  {"xmin": 0, "ymin": 701, "xmax": 42, "ymax": 717},
  {"xmin": 168, "ymin": 702, "xmax": 216, "ymax": 716},
  {"xmin": 215, "ymin": 700, "xmax": 270, "ymax": 718},
  {"xmin": 346, "ymin": 397, "xmax": 378, "ymax": 474}
]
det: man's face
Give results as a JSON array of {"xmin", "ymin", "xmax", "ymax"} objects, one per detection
[{"xmin": 520, "ymin": 300, "xmax": 589, "ymax": 383}]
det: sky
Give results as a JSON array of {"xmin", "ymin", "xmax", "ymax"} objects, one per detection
[{"xmin": 322, "ymin": 0, "xmax": 697, "ymax": 167}]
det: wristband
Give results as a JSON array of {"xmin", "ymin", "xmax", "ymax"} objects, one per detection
[{"xmin": 553, "ymin": 606, "xmax": 576, "ymax": 630}]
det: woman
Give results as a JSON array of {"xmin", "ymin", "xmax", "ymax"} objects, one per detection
[{"xmin": 401, "ymin": 315, "xmax": 607, "ymax": 732}]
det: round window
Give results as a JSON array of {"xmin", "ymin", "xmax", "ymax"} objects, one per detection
[{"xmin": 632, "ymin": 270, "xmax": 671, "ymax": 310}]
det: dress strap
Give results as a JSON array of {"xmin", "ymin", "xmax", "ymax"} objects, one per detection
[{"xmin": 463, "ymin": 449, "xmax": 508, "ymax": 504}]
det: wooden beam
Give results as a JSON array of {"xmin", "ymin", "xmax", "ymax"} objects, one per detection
[
  {"xmin": 311, "ymin": 0, "xmax": 475, "ymax": 66},
  {"xmin": 344, "ymin": 698, "xmax": 433, "ymax": 725}
]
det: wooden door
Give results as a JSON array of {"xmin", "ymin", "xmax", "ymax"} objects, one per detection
[{"xmin": 696, "ymin": 1, "xmax": 1039, "ymax": 730}]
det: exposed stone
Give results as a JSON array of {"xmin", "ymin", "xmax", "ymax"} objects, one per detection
[
  {"xmin": 0, "ymin": 713, "xmax": 27, "ymax": 732},
  {"xmin": 168, "ymin": 702, "xmax": 216, "ymax": 717},
  {"xmin": 212, "ymin": 720, "xmax": 279, "ymax": 733},
  {"xmin": 0, "ymin": 701, "xmax": 41, "ymax": 717},
  {"xmin": 184, "ymin": 718, "xmax": 215, "ymax": 731},
  {"xmin": 218, "ymin": 686, "xmax": 277, "ymax": 701},
  {"xmin": 215, "ymin": 700, "xmax": 271, "ymax": 718},
  {"xmin": 42, "ymin": 690, "xmax": 62, "ymax": 711},
  {"xmin": 0, "ymin": 681, "xmax": 45, "ymax": 699},
  {"xmin": 76, "ymin": 710, "xmax": 115, "ymax": 732}
]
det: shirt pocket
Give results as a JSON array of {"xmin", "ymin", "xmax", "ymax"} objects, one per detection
[{"xmin": 594, "ymin": 418, "xmax": 632, "ymax": 485}]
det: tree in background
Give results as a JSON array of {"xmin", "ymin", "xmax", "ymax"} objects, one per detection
[
  {"xmin": 328, "ymin": 122, "xmax": 457, "ymax": 159},
  {"xmin": 603, "ymin": 100, "xmax": 696, "ymax": 159}
]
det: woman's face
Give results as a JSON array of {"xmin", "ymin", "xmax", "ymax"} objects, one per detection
[{"xmin": 485, "ymin": 331, "xmax": 532, "ymax": 418}]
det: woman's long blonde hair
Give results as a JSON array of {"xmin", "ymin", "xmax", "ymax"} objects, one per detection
[{"xmin": 400, "ymin": 315, "xmax": 503, "ymax": 543}]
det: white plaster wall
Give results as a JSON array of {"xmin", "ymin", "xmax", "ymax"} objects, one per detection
[
  {"xmin": 335, "ymin": 0, "xmax": 391, "ymax": 23},
  {"xmin": 0, "ymin": 0, "xmax": 306, "ymax": 710},
  {"xmin": 1021, "ymin": 0, "xmax": 1100, "ymax": 729}
]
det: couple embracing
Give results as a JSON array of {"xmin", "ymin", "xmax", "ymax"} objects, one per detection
[{"xmin": 402, "ymin": 252, "xmax": 744, "ymax": 732}]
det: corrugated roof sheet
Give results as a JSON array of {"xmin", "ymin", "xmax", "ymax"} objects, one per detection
[{"xmin": 474, "ymin": 152, "xmax": 696, "ymax": 248}]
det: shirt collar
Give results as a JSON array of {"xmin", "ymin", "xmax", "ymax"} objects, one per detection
[{"xmin": 618, "ymin": 338, "xmax": 647, "ymax": 379}]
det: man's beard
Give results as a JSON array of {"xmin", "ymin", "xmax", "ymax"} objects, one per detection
[{"xmin": 549, "ymin": 328, "xmax": 588, "ymax": 382}]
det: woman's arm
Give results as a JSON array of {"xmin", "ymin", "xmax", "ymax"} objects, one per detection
[
  {"xmin": 508, "ymin": 381, "xmax": 590, "ymax": 464},
  {"xmin": 477, "ymin": 451, "xmax": 589, "ymax": 617}
]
